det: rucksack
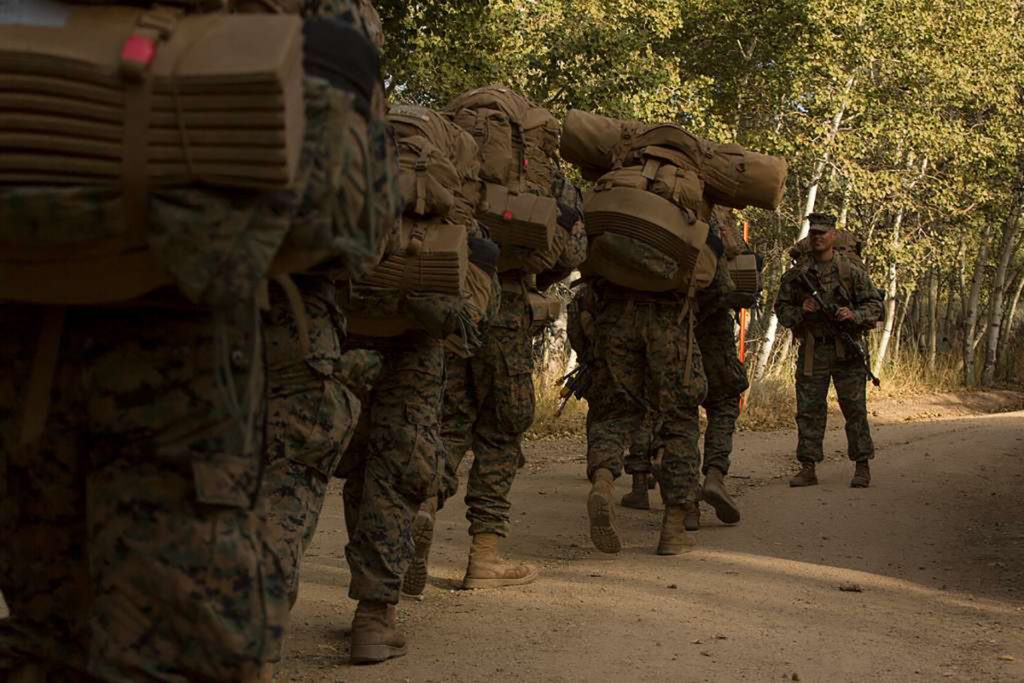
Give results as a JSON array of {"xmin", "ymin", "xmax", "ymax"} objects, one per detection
[
  {"xmin": 340, "ymin": 105, "xmax": 498, "ymax": 350},
  {"xmin": 709, "ymin": 206, "xmax": 762, "ymax": 310},
  {"xmin": 447, "ymin": 85, "xmax": 560, "ymax": 195},
  {"xmin": 561, "ymin": 109, "xmax": 788, "ymax": 211},
  {"xmin": 0, "ymin": 1, "xmax": 398, "ymax": 307}
]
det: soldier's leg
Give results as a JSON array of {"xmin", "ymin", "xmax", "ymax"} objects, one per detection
[
  {"xmin": 621, "ymin": 411, "xmax": 656, "ymax": 510},
  {"xmin": 647, "ymin": 305, "xmax": 707, "ymax": 554},
  {"xmin": 0, "ymin": 306, "xmax": 91, "ymax": 677},
  {"xmin": 833, "ymin": 360, "xmax": 874, "ymax": 461},
  {"xmin": 697, "ymin": 310, "xmax": 748, "ymax": 476},
  {"xmin": 261, "ymin": 284, "xmax": 363, "ymax": 662},
  {"xmin": 82, "ymin": 305, "xmax": 280, "ymax": 681},
  {"xmin": 439, "ymin": 353, "xmax": 477, "ymax": 507},
  {"xmin": 794, "ymin": 342, "xmax": 834, "ymax": 464},
  {"xmin": 585, "ymin": 301, "xmax": 646, "ymax": 554},
  {"xmin": 459, "ymin": 300, "xmax": 539, "ymax": 588},
  {"xmin": 344, "ymin": 339, "xmax": 444, "ymax": 605}
]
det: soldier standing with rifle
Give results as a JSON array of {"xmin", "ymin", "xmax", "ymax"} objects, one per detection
[{"xmin": 774, "ymin": 213, "xmax": 884, "ymax": 488}]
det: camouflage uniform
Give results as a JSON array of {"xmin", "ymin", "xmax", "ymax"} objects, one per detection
[
  {"xmin": 0, "ymin": 302, "xmax": 281, "ymax": 681},
  {"xmin": 695, "ymin": 307, "xmax": 748, "ymax": 475},
  {"xmin": 336, "ymin": 335, "xmax": 446, "ymax": 603},
  {"xmin": 774, "ymin": 256, "xmax": 884, "ymax": 463},
  {"xmin": 440, "ymin": 177, "xmax": 586, "ymax": 537},
  {"xmin": 260, "ymin": 277, "xmax": 364, "ymax": 661},
  {"xmin": 585, "ymin": 286, "xmax": 708, "ymax": 506}
]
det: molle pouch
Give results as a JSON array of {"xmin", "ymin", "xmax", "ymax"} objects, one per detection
[
  {"xmin": 526, "ymin": 290, "xmax": 562, "ymax": 336},
  {"xmin": 450, "ymin": 106, "xmax": 516, "ymax": 187},
  {"xmin": 477, "ymin": 183, "xmax": 557, "ymax": 255}
]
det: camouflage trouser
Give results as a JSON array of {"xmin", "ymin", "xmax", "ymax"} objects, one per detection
[
  {"xmin": 0, "ymin": 302, "xmax": 281, "ymax": 682},
  {"xmin": 795, "ymin": 338, "xmax": 874, "ymax": 463},
  {"xmin": 440, "ymin": 291, "xmax": 534, "ymax": 537},
  {"xmin": 696, "ymin": 308, "xmax": 748, "ymax": 476},
  {"xmin": 336, "ymin": 336, "xmax": 445, "ymax": 604},
  {"xmin": 586, "ymin": 299, "xmax": 707, "ymax": 506},
  {"xmin": 623, "ymin": 411, "xmax": 657, "ymax": 475},
  {"xmin": 260, "ymin": 280, "xmax": 362, "ymax": 661}
]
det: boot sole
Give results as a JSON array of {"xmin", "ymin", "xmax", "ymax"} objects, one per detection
[
  {"xmin": 850, "ymin": 481, "xmax": 870, "ymax": 488},
  {"xmin": 588, "ymin": 490, "xmax": 621, "ymax": 554},
  {"xmin": 789, "ymin": 479, "xmax": 818, "ymax": 487},
  {"xmin": 462, "ymin": 567, "xmax": 540, "ymax": 590},
  {"xmin": 401, "ymin": 512, "xmax": 434, "ymax": 597},
  {"xmin": 684, "ymin": 520, "xmax": 700, "ymax": 532},
  {"xmin": 703, "ymin": 488, "xmax": 741, "ymax": 524},
  {"xmin": 351, "ymin": 643, "xmax": 408, "ymax": 665}
]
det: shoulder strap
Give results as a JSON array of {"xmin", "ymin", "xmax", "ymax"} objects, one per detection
[{"xmin": 836, "ymin": 254, "xmax": 853, "ymax": 294}]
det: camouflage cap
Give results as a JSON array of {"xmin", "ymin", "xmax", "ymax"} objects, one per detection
[{"xmin": 807, "ymin": 212, "xmax": 837, "ymax": 232}]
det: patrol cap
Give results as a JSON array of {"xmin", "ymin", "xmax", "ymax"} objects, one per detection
[{"xmin": 807, "ymin": 212, "xmax": 837, "ymax": 233}]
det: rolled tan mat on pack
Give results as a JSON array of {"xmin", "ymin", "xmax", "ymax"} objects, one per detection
[
  {"xmin": 560, "ymin": 109, "xmax": 638, "ymax": 178},
  {"xmin": 0, "ymin": 7, "xmax": 304, "ymax": 189},
  {"xmin": 702, "ymin": 143, "xmax": 788, "ymax": 211},
  {"xmin": 477, "ymin": 183, "xmax": 556, "ymax": 251},
  {"xmin": 584, "ymin": 187, "xmax": 707, "ymax": 264},
  {"xmin": 728, "ymin": 253, "xmax": 761, "ymax": 295},
  {"xmin": 360, "ymin": 223, "xmax": 468, "ymax": 295}
]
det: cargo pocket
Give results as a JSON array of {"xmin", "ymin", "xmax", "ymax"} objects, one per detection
[
  {"xmin": 492, "ymin": 335, "xmax": 536, "ymax": 435},
  {"xmin": 268, "ymin": 358, "xmax": 361, "ymax": 477},
  {"xmin": 389, "ymin": 400, "xmax": 443, "ymax": 503}
]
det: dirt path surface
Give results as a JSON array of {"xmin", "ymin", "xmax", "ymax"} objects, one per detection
[{"xmin": 278, "ymin": 399, "xmax": 1024, "ymax": 682}]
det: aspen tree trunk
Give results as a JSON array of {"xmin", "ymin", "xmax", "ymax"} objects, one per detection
[
  {"xmin": 872, "ymin": 209, "xmax": 904, "ymax": 377},
  {"xmin": 927, "ymin": 269, "xmax": 939, "ymax": 370},
  {"xmin": 962, "ymin": 224, "xmax": 993, "ymax": 386},
  {"xmin": 753, "ymin": 79, "xmax": 854, "ymax": 380},
  {"xmin": 998, "ymin": 271, "xmax": 1024, "ymax": 379},
  {"xmin": 981, "ymin": 201, "xmax": 1022, "ymax": 385}
]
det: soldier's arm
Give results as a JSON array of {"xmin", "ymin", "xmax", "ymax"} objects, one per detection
[
  {"xmin": 849, "ymin": 269, "xmax": 885, "ymax": 327},
  {"xmin": 773, "ymin": 270, "xmax": 806, "ymax": 330}
]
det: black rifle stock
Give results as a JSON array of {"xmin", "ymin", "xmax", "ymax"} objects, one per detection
[{"xmin": 797, "ymin": 270, "xmax": 881, "ymax": 387}]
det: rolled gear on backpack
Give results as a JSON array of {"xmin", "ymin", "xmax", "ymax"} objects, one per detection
[
  {"xmin": 707, "ymin": 206, "xmax": 762, "ymax": 310},
  {"xmin": 561, "ymin": 109, "xmax": 788, "ymax": 211}
]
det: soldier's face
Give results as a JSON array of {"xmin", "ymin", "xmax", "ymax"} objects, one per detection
[{"xmin": 810, "ymin": 227, "xmax": 835, "ymax": 252}]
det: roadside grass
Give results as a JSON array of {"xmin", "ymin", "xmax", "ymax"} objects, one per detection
[{"xmin": 527, "ymin": 350, "xmax": 985, "ymax": 439}]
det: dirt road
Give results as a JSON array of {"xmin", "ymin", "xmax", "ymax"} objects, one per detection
[{"xmin": 278, "ymin": 399, "xmax": 1024, "ymax": 682}]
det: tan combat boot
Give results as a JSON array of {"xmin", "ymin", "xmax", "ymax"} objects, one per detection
[
  {"xmin": 850, "ymin": 460, "xmax": 871, "ymax": 488},
  {"xmin": 789, "ymin": 462, "xmax": 818, "ymax": 487},
  {"xmin": 702, "ymin": 468, "xmax": 741, "ymax": 524},
  {"xmin": 401, "ymin": 497, "xmax": 437, "ymax": 598},
  {"xmin": 350, "ymin": 600, "xmax": 407, "ymax": 665},
  {"xmin": 657, "ymin": 504, "xmax": 697, "ymax": 555},
  {"xmin": 621, "ymin": 472, "xmax": 651, "ymax": 510},
  {"xmin": 462, "ymin": 533, "xmax": 539, "ymax": 589},
  {"xmin": 588, "ymin": 468, "xmax": 621, "ymax": 553},
  {"xmin": 256, "ymin": 664, "xmax": 275, "ymax": 683},
  {"xmin": 683, "ymin": 501, "xmax": 701, "ymax": 531}
]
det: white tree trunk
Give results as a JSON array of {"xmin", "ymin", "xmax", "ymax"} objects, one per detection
[
  {"xmin": 962, "ymin": 226, "xmax": 992, "ymax": 386},
  {"xmin": 927, "ymin": 269, "xmax": 939, "ymax": 370},
  {"xmin": 997, "ymin": 270, "xmax": 1024, "ymax": 378},
  {"xmin": 981, "ymin": 202, "xmax": 1022, "ymax": 385},
  {"xmin": 872, "ymin": 208, "xmax": 905, "ymax": 376}
]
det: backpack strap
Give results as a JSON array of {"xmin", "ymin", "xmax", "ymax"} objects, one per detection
[
  {"xmin": 19, "ymin": 307, "xmax": 65, "ymax": 446},
  {"xmin": 836, "ymin": 254, "xmax": 854, "ymax": 295}
]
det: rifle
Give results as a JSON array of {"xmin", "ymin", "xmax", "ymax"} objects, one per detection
[
  {"xmin": 796, "ymin": 270, "xmax": 881, "ymax": 387},
  {"xmin": 556, "ymin": 363, "xmax": 592, "ymax": 416}
]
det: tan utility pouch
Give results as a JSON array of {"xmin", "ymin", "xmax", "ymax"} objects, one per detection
[
  {"xmin": 727, "ymin": 253, "xmax": 761, "ymax": 296},
  {"xmin": 477, "ymin": 183, "xmax": 557, "ymax": 252},
  {"xmin": 396, "ymin": 136, "xmax": 459, "ymax": 218},
  {"xmin": 0, "ymin": 7, "xmax": 304, "ymax": 189},
  {"xmin": 361, "ymin": 221, "xmax": 468, "ymax": 296},
  {"xmin": 581, "ymin": 188, "xmax": 708, "ymax": 292},
  {"xmin": 527, "ymin": 291, "xmax": 562, "ymax": 334}
]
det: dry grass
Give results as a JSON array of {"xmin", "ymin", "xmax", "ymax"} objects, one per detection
[{"xmin": 527, "ymin": 350, "xmax": 980, "ymax": 439}]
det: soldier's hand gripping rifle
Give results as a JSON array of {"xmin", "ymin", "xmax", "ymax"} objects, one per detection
[
  {"xmin": 556, "ymin": 363, "xmax": 592, "ymax": 417},
  {"xmin": 796, "ymin": 270, "xmax": 881, "ymax": 387}
]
